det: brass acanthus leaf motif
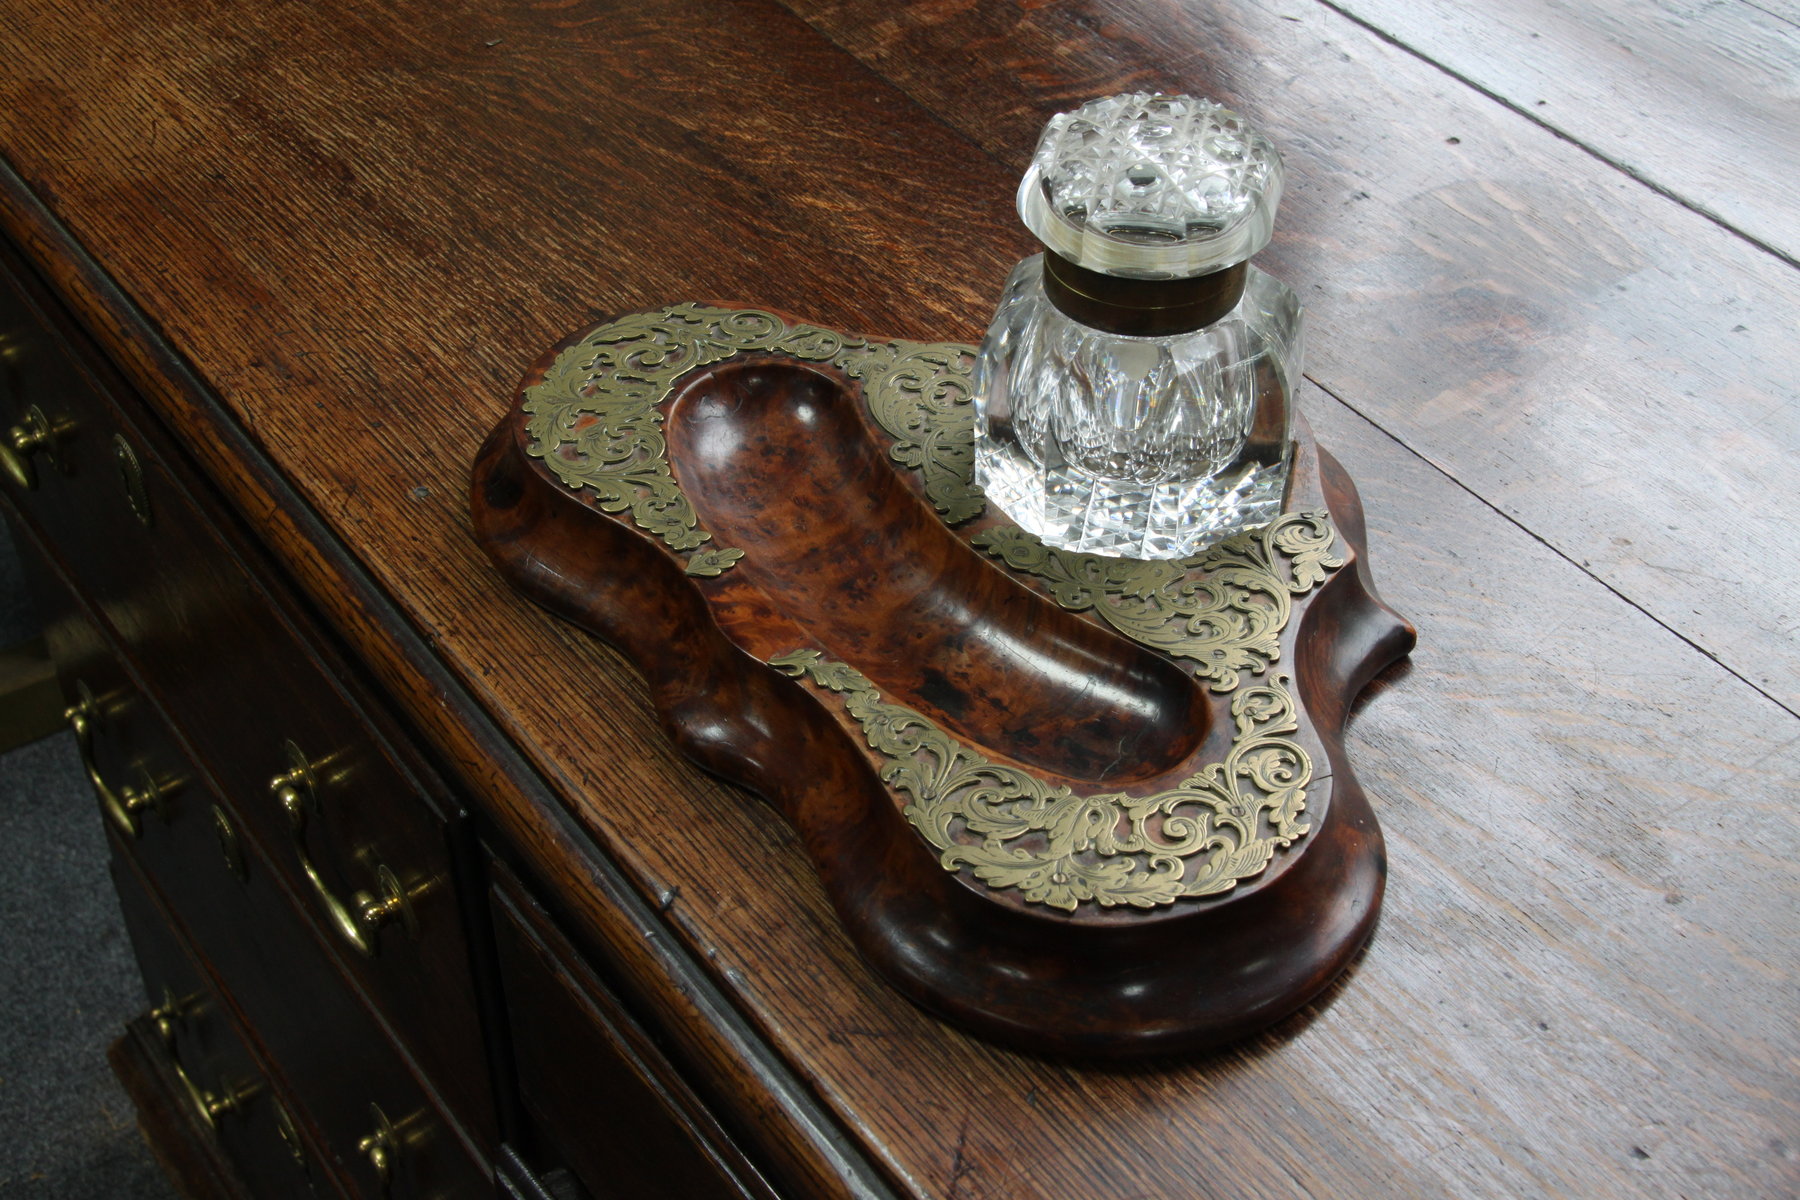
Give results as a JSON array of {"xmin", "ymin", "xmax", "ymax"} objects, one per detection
[
  {"xmin": 970, "ymin": 512, "xmax": 1344, "ymax": 692},
  {"xmin": 522, "ymin": 305, "xmax": 984, "ymax": 573},
  {"xmin": 857, "ymin": 342, "xmax": 983, "ymax": 524},
  {"xmin": 683, "ymin": 547, "xmax": 745, "ymax": 577},
  {"xmin": 773, "ymin": 649, "xmax": 1314, "ymax": 912}
]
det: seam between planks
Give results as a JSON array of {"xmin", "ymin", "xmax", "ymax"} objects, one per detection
[
  {"xmin": 1305, "ymin": 369, "xmax": 1800, "ymax": 724},
  {"xmin": 1309, "ymin": 0, "xmax": 1800, "ymax": 273},
  {"xmin": 1739, "ymin": 0, "xmax": 1800, "ymax": 33}
]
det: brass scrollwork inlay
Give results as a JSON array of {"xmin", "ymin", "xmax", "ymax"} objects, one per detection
[
  {"xmin": 972, "ymin": 512, "xmax": 1344, "ymax": 692},
  {"xmin": 522, "ymin": 304, "xmax": 983, "ymax": 572},
  {"xmin": 859, "ymin": 341, "xmax": 983, "ymax": 524},
  {"xmin": 775, "ymin": 650, "xmax": 1315, "ymax": 912},
  {"xmin": 525, "ymin": 304, "xmax": 1346, "ymax": 910},
  {"xmin": 683, "ymin": 546, "xmax": 745, "ymax": 577}
]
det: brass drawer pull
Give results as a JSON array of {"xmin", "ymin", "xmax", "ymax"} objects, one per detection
[
  {"xmin": 174, "ymin": 1058, "xmax": 260, "ymax": 1129},
  {"xmin": 140, "ymin": 995, "xmax": 260, "ymax": 1130},
  {"xmin": 1, "ymin": 404, "xmax": 58, "ymax": 490},
  {"xmin": 149, "ymin": 985, "xmax": 192, "ymax": 1046},
  {"xmin": 65, "ymin": 682, "xmax": 179, "ymax": 838},
  {"xmin": 357, "ymin": 1103, "xmax": 398, "ymax": 1195},
  {"xmin": 268, "ymin": 742, "xmax": 420, "ymax": 958},
  {"xmin": 356, "ymin": 1103, "xmax": 426, "ymax": 1197}
]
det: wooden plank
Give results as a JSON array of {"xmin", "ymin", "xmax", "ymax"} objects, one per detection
[
  {"xmin": 1323, "ymin": 0, "xmax": 1800, "ymax": 264},
  {"xmin": 768, "ymin": 0, "xmax": 1800, "ymax": 716},
  {"xmin": 1298, "ymin": 383, "xmax": 1800, "ymax": 1200},
  {"xmin": 0, "ymin": 1, "xmax": 1794, "ymax": 1198}
]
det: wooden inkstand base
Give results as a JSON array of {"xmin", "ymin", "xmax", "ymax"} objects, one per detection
[{"xmin": 471, "ymin": 304, "xmax": 1414, "ymax": 1058}]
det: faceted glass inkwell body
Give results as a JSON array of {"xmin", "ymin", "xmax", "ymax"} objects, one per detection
[{"xmin": 973, "ymin": 94, "xmax": 1304, "ymax": 559}]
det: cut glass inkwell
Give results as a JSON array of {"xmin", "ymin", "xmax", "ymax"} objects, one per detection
[{"xmin": 974, "ymin": 93, "xmax": 1302, "ymax": 559}]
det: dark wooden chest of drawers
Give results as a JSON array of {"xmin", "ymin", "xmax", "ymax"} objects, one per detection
[{"xmin": 2, "ymin": 232, "xmax": 781, "ymax": 1200}]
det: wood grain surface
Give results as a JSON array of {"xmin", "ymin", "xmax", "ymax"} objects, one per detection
[
  {"xmin": 778, "ymin": 0, "xmax": 1800, "ymax": 716},
  {"xmin": 1, "ymin": 0, "xmax": 1795, "ymax": 1198},
  {"xmin": 1325, "ymin": 0, "xmax": 1800, "ymax": 264}
]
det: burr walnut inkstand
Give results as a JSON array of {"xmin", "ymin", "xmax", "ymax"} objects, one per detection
[{"xmin": 471, "ymin": 96, "xmax": 1414, "ymax": 1057}]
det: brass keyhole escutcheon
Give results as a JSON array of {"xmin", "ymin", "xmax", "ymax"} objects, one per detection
[
  {"xmin": 114, "ymin": 434, "xmax": 152, "ymax": 526},
  {"xmin": 212, "ymin": 805, "xmax": 248, "ymax": 881}
]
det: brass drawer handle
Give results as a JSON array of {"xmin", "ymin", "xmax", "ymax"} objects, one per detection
[
  {"xmin": 1, "ymin": 404, "xmax": 58, "ymax": 490},
  {"xmin": 357, "ymin": 1103, "xmax": 398, "ymax": 1195},
  {"xmin": 268, "ymin": 742, "xmax": 420, "ymax": 958},
  {"xmin": 273, "ymin": 1098, "xmax": 308, "ymax": 1169},
  {"xmin": 65, "ymin": 682, "xmax": 178, "ymax": 838},
  {"xmin": 149, "ymin": 985, "xmax": 192, "ymax": 1046},
  {"xmin": 141, "ymin": 995, "xmax": 261, "ymax": 1130},
  {"xmin": 174, "ymin": 1058, "xmax": 260, "ymax": 1130},
  {"xmin": 356, "ymin": 1103, "xmax": 427, "ymax": 1197}
]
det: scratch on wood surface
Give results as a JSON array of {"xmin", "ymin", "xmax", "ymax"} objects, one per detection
[{"xmin": 947, "ymin": 1116, "xmax": 975, "ymax": 1199}]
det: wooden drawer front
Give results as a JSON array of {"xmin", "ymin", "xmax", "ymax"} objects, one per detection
[
  {"xmin": 493, "ymin": 867, "xmax": 778, "ymax": 1200},
  {"xmin": 0, "ymin": 253, "xmax": 449, "ymax": 922},
  {"xmin": 111, "ymin": 843, "xmax": 336, "ymax": 1199},
  {"xmin": 0, "ymin": 255, "xmax": 169, "ymax": 595},
  {"xmin": 192, "ymin": 705, "xmax": 497, "ymax": 1148},
  {"xmin": 170, "ymin": 835, "xmax": 495, "ymax": 1200},
  {"xmin": 2, "ymin": 254, "xmax": 493, "ymax": 1144},
  {"xmin": 35, "ymin": 598, "xmax": 496, "ymax": 1193},
  {"xmin": 103, "ymin": 730, "xmax": 491, "ymax": 1200}
]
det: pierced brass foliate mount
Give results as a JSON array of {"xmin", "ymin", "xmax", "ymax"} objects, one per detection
[
  {"xmin": 777, "ymin": 651, "xmax": 1314, "ymax": 912},
  {"xmin": 771, "ymin": 511, "xmax": 1341, "ymax": 914},
  {"xmin": 269, "ymin": 741, "xmax": 423, "ymax": 958},
  {"xmin": 974, "ymin": 511, "xmax": 1343, "ymax": 693},
  {"xmin": 523, "ymin": 305, "xmax": 1349, "ymax": 914}
]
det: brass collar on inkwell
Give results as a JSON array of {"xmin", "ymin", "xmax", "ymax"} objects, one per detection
[{"xmin": 1039, "ymin": 252, "xmax": 1249, "ymax": 338}]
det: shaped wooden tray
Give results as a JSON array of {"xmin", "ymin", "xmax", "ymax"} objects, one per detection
[{"xmin": 471, "ymin": 304, "xmax": 1415, "ymax": 1058}]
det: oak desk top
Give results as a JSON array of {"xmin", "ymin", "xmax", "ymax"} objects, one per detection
[{"xmin": 3, "ymin": 1, "xmax": 1795, "ymax": 1197}]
